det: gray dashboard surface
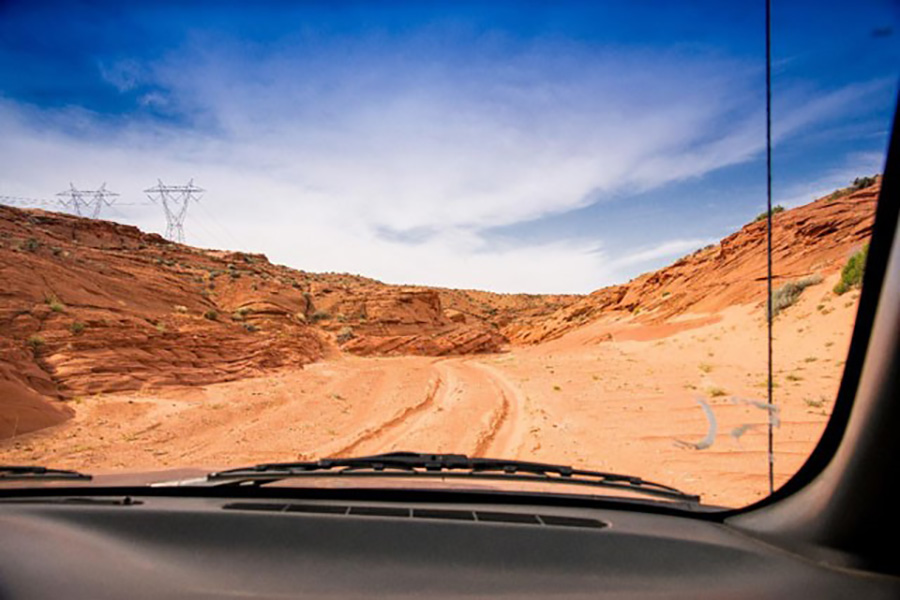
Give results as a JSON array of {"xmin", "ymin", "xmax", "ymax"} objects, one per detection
[{"xmin": 1, "ymin": 496, "xmax": 897, "ymax": 599}]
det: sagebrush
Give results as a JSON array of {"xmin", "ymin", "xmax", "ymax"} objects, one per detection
[
  {"xmin": 754, "ymin": 205, "xmax": 784, "ymax": 222},
  {"xmin": 769, "ymin": 274, "xmax": 823, "ymax": 317},
  {"xmin": 833, "ymin": 244, "xmax": 868, "ymax": 295}
]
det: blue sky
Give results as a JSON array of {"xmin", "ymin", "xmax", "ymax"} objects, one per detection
[{"xmin": 1, "ymin": 1, "xmax": 897, "ymax": 293}]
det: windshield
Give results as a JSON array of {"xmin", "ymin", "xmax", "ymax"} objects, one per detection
[{"xmin": 0, "ymin": 2, "xmax": 897, "ymax": 508}]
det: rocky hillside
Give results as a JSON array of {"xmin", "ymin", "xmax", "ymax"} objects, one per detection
[
  {"xmin": 505, "ymin": 179, "xmax": 879, "ymax": 344},
  {"xmin": 0, "ymin": 207, "xmax": 572, "ymax": 437},
  {"xmin": 0, "ymin": 178, "xmax": 879, "ymax": 438}
]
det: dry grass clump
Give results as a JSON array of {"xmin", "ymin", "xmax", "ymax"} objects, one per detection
[
  {"xmin": 754, "ymin": 205, "xmax": 784, "ymax": 222},
  {"xmin": 769, "ymin": 275, "xmax": 823, "ymax": 317}
]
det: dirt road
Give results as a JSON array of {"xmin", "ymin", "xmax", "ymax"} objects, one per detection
[
  {"xmin": 0, "ymin": 280, "xmax": 855, "ymax": 507},
  {"xmin": 329, "ymin": 358, "xmax": 530, "ymax": 458},
  {"xmin": 0, "ymin": 355, "xmax": 535, "ymax": 472}
]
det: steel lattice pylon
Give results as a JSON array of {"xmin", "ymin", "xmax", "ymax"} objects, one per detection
[
  {"xmin": 55, "ymin": 183, "xmax": 119, "ymax": 218},
  {"xmin": 144, "ymin": 179, "xmax": 204, "ymax": 243}
]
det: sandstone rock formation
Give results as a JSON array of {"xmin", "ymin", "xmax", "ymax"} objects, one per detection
[{"xmin": 0, "ymin": 179, "xmax": 879, "ymax": 438}]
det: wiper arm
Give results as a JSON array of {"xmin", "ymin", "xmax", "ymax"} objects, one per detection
[
  {"xmin": 0, "ymin": 465, "xmax": 92, "ymax": 482},
  {"xmin": 208, "ymin": 452, "xmax": 699, "ymax": 504}
]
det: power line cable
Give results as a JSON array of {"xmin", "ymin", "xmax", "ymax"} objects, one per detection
[
  {"xmin": 186, "ymin": 214, "xmax": 228, "ymax": 249},
  {"xmin": 194, "ymin": 200, "xmax": 245, "ymax": 250}
]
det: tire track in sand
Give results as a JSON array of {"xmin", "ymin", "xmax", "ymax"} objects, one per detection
[
  {"xmin": 471, "ymin": 387, "xmax": 509, "ymax": 457},
  {"xmin": 327, "ymin": 371, "xmax": 444, "ymax": 457},
  {"xmin": 326, "ymin": 356, "xmax": 530, "ymax": 459},
  {"xmin": 466, "ymin": 360, "xmax": 529, "ymax": 459}
]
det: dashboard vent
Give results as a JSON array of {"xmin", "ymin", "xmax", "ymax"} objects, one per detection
[
  {"xmin": 224, "ymin": 502, "xmax": 290, "ymax": 512},
  {"xmin": 536, "ymin": 514, "xmax": 607, "ymax": 529},
  {"xmin": 286, "ymin": 504, "xmax": 349, "ymax": 515},
  {"xmin": 348, "ymin": 505, "xmax": 410, "ymax": 518},
  {"xmin": 412, "ymin": 508, "xmax": 476, "ymax": 521},
  {"xmin": 223, "ymin": 502, "xmax": 607, "ymax": 529},
  {"xmin": 476, "ymin": 511, "xmax": 540, "ymax": 524}
]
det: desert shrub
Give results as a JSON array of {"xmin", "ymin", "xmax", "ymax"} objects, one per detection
[
  {"xmin": 231, "ymin": 307, "xmax": 252, "ymax": 321},
  {"xmin": 754, "ymin": 205, "xmax": 785, "ymax": 222},
  {"xmin": 310, "ymin": 310, "xmax": 331, "ymax": 322},
  {"xmin": 769, "ymin": 274, "xmax": 823, "ymax": 317},
  {"xmin": 69, "ymin": 321, "xmax": 85, "ymax": 335},
  {"xmin": 26, "ymin": 335, "xmax": 45, "ymax": 353},
  {"xmin": 833, "ymin": 244, "xmax": 868, "ymax": 295},
  {"xmin": 850, "ymin": 175, "xmax": 877, "ymax": 191},
  {"xmin": 203, "ymin": 310, "xmax": 218, "ymax": 321},
  {"xmin": 827, "ymin": 188, "xmax": 850, "ymax": 202},
  {"xmin": 23, "ymin": 237, "xmax": 41, "ymax": 252},
  {"xmin": 243, "ymin": 323, "xmax": 259, "ymax": 333},
  {"xmin": 707, "ymin": 387, "xmax": 727, "ymax": 397},
  {"xmin": 46, "ymin": 297, "xmax": 65, "ymax": 313},
  {"xmin": 336, "ymin": 326, "xmax": 355, "ymax": 343}
]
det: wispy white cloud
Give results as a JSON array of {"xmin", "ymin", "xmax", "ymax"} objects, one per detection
[
  {"xmin": 611, "ymin": 238, "xmax": 715, "ymax": 270},
  {"xmin": 98, "ymin": 59, "xmax": 145, "ymax": 93},
  {"xmin": 772, "ymin": 78, "xmax": 896, "ymax": 143},
  {"xmin": 774, "ymin": 150, "xmax": 886, "ymax": 209},
  {"xmin": 0, "ymin": 35, "xmax": 886, "ymax": 293}
]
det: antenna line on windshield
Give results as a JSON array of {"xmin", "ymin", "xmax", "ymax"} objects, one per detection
[{"xmin": 765, "ymin": 0, "xmax": 775, "ymax": 495}]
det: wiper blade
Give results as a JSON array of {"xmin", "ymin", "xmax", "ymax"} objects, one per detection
[
  {"xmin": 208, "ymin": 452, "xmax": 700, "ymax": 504},
  {"xmin": 0, "ymin": 465, "xmax": 92, "ymax": 482}
]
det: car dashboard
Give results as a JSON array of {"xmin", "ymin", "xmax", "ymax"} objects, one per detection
[{"xmin": 1, "ymin": 493, "xmax": 897, "ymax": 599}]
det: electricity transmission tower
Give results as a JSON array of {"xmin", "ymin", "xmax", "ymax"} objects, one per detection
[
  {"xmin": 144, "ymin": 179, "xmax": 204, "ymax": 243},
  {"xmin": 56, "ymin": 183, "xmax": 119, "ymax": 218}
]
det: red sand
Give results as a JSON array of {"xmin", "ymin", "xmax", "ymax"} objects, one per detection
[{"xmin": 0, "ymin": 182, "xmax": 876, "ymax": 506}]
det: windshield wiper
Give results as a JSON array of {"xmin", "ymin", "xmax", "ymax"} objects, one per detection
[
  {"xmin": 0, "ymin": 465, "xmax": 92, "ymax": 482},
  {"xmin": 207, "ymin": 452, "xmax": 700, "ymax": 504}
]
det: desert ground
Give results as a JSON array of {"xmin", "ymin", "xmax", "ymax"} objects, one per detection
[
  {"xmin": 0, "ymin": 181, "xmax": 875, "ymax": 507},
  {"xmin": 0, "ymin": 273, "xmax": 857, "ymax": 507}
]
